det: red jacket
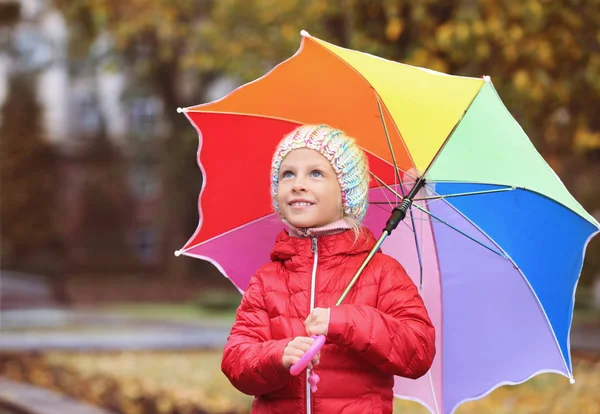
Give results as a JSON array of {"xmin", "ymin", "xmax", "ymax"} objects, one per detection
[{"xmin": 222, "ymin": 228, "xmax": 435, "ymax": 414}]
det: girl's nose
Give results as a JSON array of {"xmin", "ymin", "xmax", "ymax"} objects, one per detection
[{"xmin": 292, "ymin": 176, "xmax": 307, "ymax": 192}]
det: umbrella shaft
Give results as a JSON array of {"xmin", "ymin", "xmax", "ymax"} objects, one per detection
[
  {"xmin": 336, "ymin": 231, "xmax": 388, "ymax": 306},
  {"xmin": 384, "ymin": 177, "xmax": 427, "ymax": 233},
  {"xmin": 336, "ymin": 177, "xmax": 426, "ymax": 305}
]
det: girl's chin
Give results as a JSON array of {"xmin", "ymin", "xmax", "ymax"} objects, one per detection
[
  {"xmin": 287, "ymin": 219, "xmax": 318, "ymax": 228},
  {"xmin": 285, "ymin": 218, "xmax": 333, "ymax": 229},
  {"xmin": 283, "ymin": 211, "xmax": 339, "ymax": 229}
]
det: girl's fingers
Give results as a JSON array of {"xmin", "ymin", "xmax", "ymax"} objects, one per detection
[
  {"xmin": 289, "ymin": 343, "xmax": 310, "ymax": 354},
  {"xmin": 286, "ymin": 348, "xmax": 304, "ymax": 359},
  {"xmin": 292, "ymin": 337, "xmax": 314, "ymax": 348},
  {"xmin": 312, "ymin": 352, "xmax": 320, "ymax": 366}
]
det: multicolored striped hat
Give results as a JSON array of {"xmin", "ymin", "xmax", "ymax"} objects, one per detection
[{"xmin": 270, "ymin": 124, "xmax": 369, "ymax": 223}]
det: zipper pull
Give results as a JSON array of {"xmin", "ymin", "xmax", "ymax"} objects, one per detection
[{"xmin": 311, "ymin": 238, "xmax": 317, "ymax": 254}]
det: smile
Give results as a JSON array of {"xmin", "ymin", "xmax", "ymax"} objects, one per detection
[{"xmin": 289, "ymin": 201, "xmax": 314, "ymax": 207}]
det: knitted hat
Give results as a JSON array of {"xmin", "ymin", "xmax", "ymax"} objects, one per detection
[{"xmin": 270, "ymin": 124, "xmax": 369, "ymax": 222}]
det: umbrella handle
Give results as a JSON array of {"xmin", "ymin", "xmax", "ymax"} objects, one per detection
[{"xmin": 290, "ymin": 335, "xmax": 325, "ymax": 376}]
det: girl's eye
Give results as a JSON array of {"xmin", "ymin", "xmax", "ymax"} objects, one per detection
[
  {"xmin": 310, "ymin": 170, "xmax": 323, "ymax": 178},
  {"xmin": 281, "ymin": 170, "xmax": 294, "ymax": 179}
]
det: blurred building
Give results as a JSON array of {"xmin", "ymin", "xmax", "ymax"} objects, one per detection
[{"xmin": 0, "ymin": 0, "xmax": 167, "ymax": 291}]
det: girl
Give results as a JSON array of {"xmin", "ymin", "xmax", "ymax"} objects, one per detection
[{"xmin": 222, "ymin": 124, "xmax": 435, "ymax": 414}]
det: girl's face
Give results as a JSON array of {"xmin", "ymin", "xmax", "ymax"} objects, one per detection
[{"xmin": 277, "ymin": 148, "xmax": 343, "ymax": 228}]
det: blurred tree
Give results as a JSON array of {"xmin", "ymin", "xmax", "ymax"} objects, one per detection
[
  {"xmin": 76, "ymin": 123, "xmax": 137, "ymax": 270},
  {"xmin": 53, "ymin": 0, "xmax": 218, "ymax": 280},
  {"xmin": 0, "ymin": 0, "xmax": 20, "ymax": 27},
  {"xmin": 201, "ymin": 0, "xmax": 600, "ymax": 163},
  {"xmin": 0, "ymin": 74, "xmax": 62, "ymax": 272},
  {"xmin": 199, "ymin": 0, "xmax": 600, "ymax": 284},
  {"xmin": 52, "ymin": 0, "xmax": 600, "ymax": 283}
]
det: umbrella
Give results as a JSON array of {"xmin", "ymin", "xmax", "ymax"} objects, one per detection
[{"xmin": 175, "ymin": 31, "xmax": 600, "ymax": 414}]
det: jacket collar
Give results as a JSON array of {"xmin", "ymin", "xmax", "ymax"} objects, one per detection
[
  {"xmin": 270, "ymin": 226, "xmax": 377, "ymax": 262},
  {"xmin": 284, "ymin": 218, "xmax": 352, "ymax": 238}
]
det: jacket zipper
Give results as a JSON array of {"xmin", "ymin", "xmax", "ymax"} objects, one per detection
[{"xmin": 307, "ymin": 237, "xmax": 318, "ymax": 414}]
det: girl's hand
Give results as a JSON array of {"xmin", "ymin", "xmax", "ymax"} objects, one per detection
[
  {"xmin": 282, "ymin": 336, "xmax": 320, "ymax": 370},
  {"xmin": 305, "ymin": 307, "xmax": 330, "ymax": 336}
]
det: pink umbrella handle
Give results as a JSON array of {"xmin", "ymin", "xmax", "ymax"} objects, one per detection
[{"xmin": 290, "ymin": 335, "xmax": 325, "ymax": 376}]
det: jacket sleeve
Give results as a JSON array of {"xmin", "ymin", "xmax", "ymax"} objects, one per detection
[
  {"xmin": 221, "ymin": 271, "xmax": 293, "ymax": 396},
  {"xmin": 327, "ymin": 258, "xmax": 436, "ymax": 379}
]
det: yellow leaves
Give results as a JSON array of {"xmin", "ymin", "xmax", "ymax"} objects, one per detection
[
  {"xmin": 535, "ymin": 40, "xmax": 555, "ymax": 69},
  {"xmin": 304, "ymin": 0, "xmax": 330, "ymax": 18},
  {"xmin": 435, "ymin": 23, "xmax": 454, "ymax": 49},
  {"xmin": 472, "ymin": 21, "xmax": 486, "ymax": 37},
  {"xmin": 406, "ymin": 49, "xmax": 448, "ymax": 74},
  {"xmin": 526, "ymin": 0, "xmax": 544, "ymax": 19},
  {"xmin": 2, "ymin": 350, "xmax": 600, "ymax": 414},
  {"xmin": 281, "ymin": 23, "xmax": 297, "ymax": 43},
  {"xmin": 454, "ymin": 22, "xmax": 470, "ymax": 42},
  {"xmin": 41, "ymin": 351, "xmax": 252, "ymax": 413},
  {"xmin": 476, "ymin": 41, "xmax": 491, "ymax": 59},
  {"xmin": 503, "ymin": 44, "xmax": 518, "ymax": 63},
  {"xmin": 448, "ymin": 356, "xmax": 600, "ymax": 414},
  {"xmin": 552, "ymin": 81, "xmax": 570, "ymax": 104},
  {"xmin": 513, "ymin": 70, "xmax": 530, "ymax": 91},
  {"xmin": 575, "ymin": 127, "xmax": 600, "ymax": 153},
  {"xmin": 561, "ymin": 9, "xmax": 583, "ymax": 31},
  {"xmin": 156, "ymin": 396, "xmax": 174, "ymax": 413},
  {"xmin": 487, "ymin": 16, "xmax": 504, "ymax": 34},
  {"xmin": 435, "ymin": 22, "xmax": 471, "ymax": 48},
  {"xmin": 386, "ymin": 17, "xmax": 404, "ymax": 41},
  {"xmin": 585, "ymin": 55, "xmax": 600, "ymax": 93},
  {"xmin": 508, "ymin": 25, "xmax": 524, "ymax": 42},
  {"xmin": 228, "ymin": 42, "xmax": 244, "ymax": 59},
  {"xmin": 427, "ymin": 58, "xmax": 448, "ymax": 74},
  {"xmin": 512, "ymin": 69, "xmax": 548, "ymax": 102},
  {"xmin": 523, "ymin": 0, "xmax": 545, "ymax": 31}
]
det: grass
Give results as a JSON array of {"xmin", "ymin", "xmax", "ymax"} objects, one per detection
[
  {"xmin": 103, "ymin": 299, "xmax": 598, "ymax": 327},
  {"xmin": 1, "ymin": 301, "xmax": 238, "ymax": 334},
  {"xmin": 42, "ymin": 350, "xmax": 600, "ymax": 414},
  {"xmin": 99, "ymin": 301, "xmax": 238, "ymax": 327}
]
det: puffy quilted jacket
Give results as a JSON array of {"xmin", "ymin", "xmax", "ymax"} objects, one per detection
[{"xmin": 222, "ymin": 228, "xmax": 435, "ymax": 414}]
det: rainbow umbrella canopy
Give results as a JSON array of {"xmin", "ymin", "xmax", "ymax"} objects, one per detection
[{"xmin": 175, "ymin": 31, "xmax": 600, "ymax": 413}]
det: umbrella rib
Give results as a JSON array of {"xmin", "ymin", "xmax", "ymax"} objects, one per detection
[
  {"xmin": 421, "ymin": 82, "xmax": 485, "ymax": 179},
  {"xmin": 375, "ymin": 95, "xmax": 406, "ymax": 196},
  {"xmin": 369, "ymin": 201, "xmax": 433, "ymax": 230},
  {"xmin": 374, "ymin": 177, "xmax": 396, "ymax": 208},
  {"xmin": 411, "ymin": 203, "xmax": 506, "ymax": 258},
  {"xmin": 412, "ymin": 187, "xmax": 514, "ymax": 201},
  {"xmin": 374, "ymin": 98, "xmax": 425, "ymax": 287},
  {"xmin": 433, "ymin": 194, "xmax": 576, "ymax": 383},
  {"xmin": 363, "ymin": 147, "xmax": 420, "ymax": 185},
  {"xmin": 371, "ymin": 174, "xmax": 506, "ymax": 258},
  {"xmin": 370, "ymin": 173, "xmax": 440, "ymax": 206},
  {"xmin": 434, "ymin": 180, "xmax": 600, "ymax": 228}
]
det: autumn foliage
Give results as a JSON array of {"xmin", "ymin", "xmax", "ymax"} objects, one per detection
[{"xmin": 53, "ymin": 0, "xmax": 600, "ymax": 282}]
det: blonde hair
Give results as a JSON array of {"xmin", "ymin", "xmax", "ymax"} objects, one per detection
[{"xmin": 343, "ymin": 215, "xmax": 365, "ymax": 242}]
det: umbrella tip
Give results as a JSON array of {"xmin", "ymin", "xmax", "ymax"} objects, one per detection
[
  {"xmin": 569, "ymin": 377, "xmax": 575, "ymax": 384},
  {"xmin": 177, "ymin": 107, "xmax": 186, "ymax": 113},
  {"xmin": 300, "ymin": 30, "xmax": 310, "ymax": 37},
  {"xmin": 483, "ymin": 75, "xmax": 491, "ymax": 82},
  {"xmin": 174, "ymin": 250, "xmax": 182, "ymax": 257}
]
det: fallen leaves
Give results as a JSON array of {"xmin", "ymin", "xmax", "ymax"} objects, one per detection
[{"xmin": 0, "ymin": 351, "xmax": 598, "ymax": 414}]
